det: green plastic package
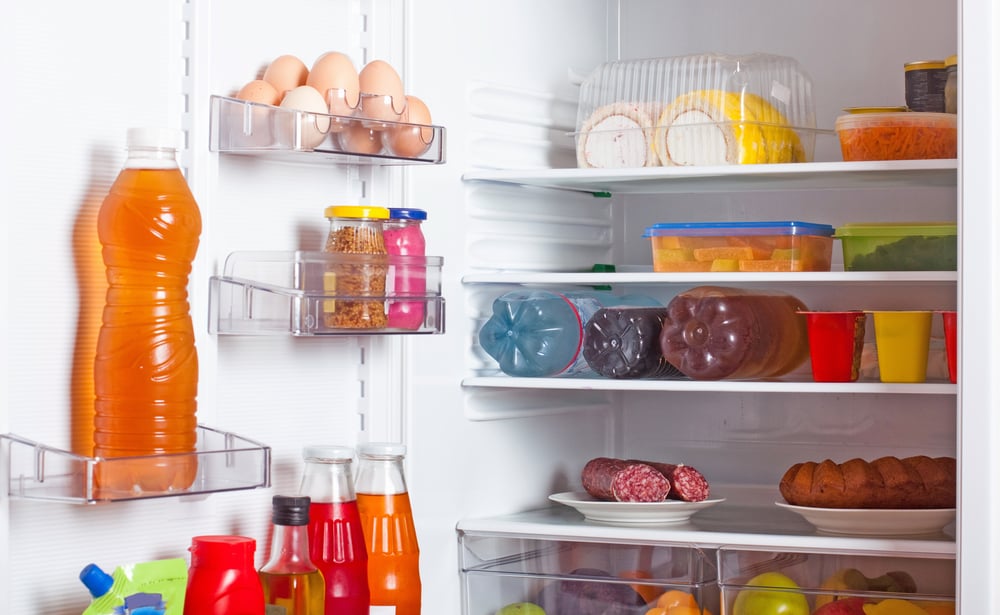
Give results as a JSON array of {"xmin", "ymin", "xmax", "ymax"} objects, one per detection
[{"xmin": 80, "ymin": 558, "xmax": 187, "ymax": 615}]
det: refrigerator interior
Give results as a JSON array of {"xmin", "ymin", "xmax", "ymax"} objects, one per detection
[{"xmin": 3, "ymin": 0, "xmax": 998, "ymax": 613}]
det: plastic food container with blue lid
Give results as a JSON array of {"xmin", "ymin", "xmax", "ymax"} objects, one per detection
[{"xmin": 645, "ymin": 220, "xmax": 835, "ymax": 272}]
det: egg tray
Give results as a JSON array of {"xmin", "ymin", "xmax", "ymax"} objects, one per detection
[{"xmin": 209, "ymin": 95, "xmax": 446, "ymax": 165}]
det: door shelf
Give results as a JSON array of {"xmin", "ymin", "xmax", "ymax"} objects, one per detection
[
  {"xmin": 210, "ymin": 95, "xmax": 446, "ymax": 165},
  {"xmin": 1, "ymin": 425, "xmax": 271, "ymax": 504},
  {"xmin": 209, "ymin": 250, "xmax": 446, "ymax": 336}
]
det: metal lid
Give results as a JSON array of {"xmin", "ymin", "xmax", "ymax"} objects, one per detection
[
  {"xmin": 324, "ymin": 205, "xmax": 390, "ymax": 220},
  {"xmin": 302, "ymin": 445, "xmax": 354, "ymax": 462},
  {"xmin": 388, "ymin": 208, "xmax": 427, "ymax": 221},
  {"xmin": 904, "ymin": 60, "xmax": 946, "ymax": 71}
]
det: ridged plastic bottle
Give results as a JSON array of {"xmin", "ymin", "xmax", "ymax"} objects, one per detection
[
  {"xmin": 355, "ymin": 442, "xmax": 420, "ymax": 615},
  {"xmin": 478, "ymin": 290, "xmax": 660, "ymax": 378},
  {"xmin": 298, "ymin": 446, "xmax": 370, "ymax": 615},
  {"xmin": 94, "ymin": 127, "xmax": 201, "ymax": 493}
]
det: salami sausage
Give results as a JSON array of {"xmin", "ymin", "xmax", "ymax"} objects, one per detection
[
  {"xmin": 631, "ymin": 460, "xmax": 711, "ymax": 502},
  {"xmin": 581, "ymin": 457, "xmax": 672, "ymax": 502}
]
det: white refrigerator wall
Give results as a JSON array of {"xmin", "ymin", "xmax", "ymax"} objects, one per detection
[{"xmin": 4, "ymin": 1, "xmax": 999, "ymax": 614}]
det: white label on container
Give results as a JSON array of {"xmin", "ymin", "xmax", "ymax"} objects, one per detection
[
  {"xmin": 770, "ymin": 81, "xmax": 792, "ymax": 106},
  {"xmin": 370, "ymin": 607, "xmax": 396, "ymax": 615}
]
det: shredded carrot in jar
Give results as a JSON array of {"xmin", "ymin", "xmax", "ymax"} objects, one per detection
[{"xmin": 838, "ymin": 119, "xmax": 957, "ymax": 161}]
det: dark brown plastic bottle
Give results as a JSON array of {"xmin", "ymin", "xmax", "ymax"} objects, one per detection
[{"xmin": 659, "ymin": 286, "xmax": 809, "ymax": 380}]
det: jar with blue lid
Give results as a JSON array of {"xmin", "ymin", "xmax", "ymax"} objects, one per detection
[{"xmin": 384, "ymin": 208, "xmax": 427, "ymax": 329}]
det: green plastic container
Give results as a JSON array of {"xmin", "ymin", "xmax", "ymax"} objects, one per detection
[{"xmin": 835, "ymin": 222, "xmax": 957, "ymax": 271}]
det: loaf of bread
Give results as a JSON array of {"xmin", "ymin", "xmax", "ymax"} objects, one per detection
[{"xmin": 779, "ymin": 456, "xmax": 956, "ymax": 509}]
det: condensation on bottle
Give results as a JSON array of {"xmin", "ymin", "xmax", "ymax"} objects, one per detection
[{"xmin": 93, "ymin": 127, "xmax": 201, "ymax": 494}]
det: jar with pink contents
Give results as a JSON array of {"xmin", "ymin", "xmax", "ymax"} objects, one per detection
[{"xmin": 384, "ymin": 208, "xmax": 427, "ymax": 330}]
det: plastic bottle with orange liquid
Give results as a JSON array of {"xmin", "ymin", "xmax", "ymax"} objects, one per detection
[
  {"xmin": 355, "ymin": 442, "xmax": 420, "ymax": 615},
  {"xmin": 93, "ymin": 127, "xmax": 201, "ymax": 494}
]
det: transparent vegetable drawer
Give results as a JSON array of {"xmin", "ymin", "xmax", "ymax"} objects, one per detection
[
  {"xmin": 1, "ymin": 426, "xmax": 271, "ymax": 504},
  {"xmin": 209, "ymin": 251, "xmax": 445, "ymax": 336},
  {"xmin": 458, "ymin": 530, "xmax": 718, "ymax": 615},
  {"xmin": 718, "ymin": 547, "xmax": 955, "ymax": 615},
  {"xmin": 210, "ymin": 95, "xmax": 446, "ymax": 165}
]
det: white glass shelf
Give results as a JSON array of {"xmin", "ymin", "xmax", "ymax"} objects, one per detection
[
  {"xmin": 456, "ymin": 485, "xmax": 955, "ymax": 557},
  {"xmin": 1, "ymin": 425, "xmax": 271, "ymax": 504},
  {"xmin": 462, "ymin": 159, "xmax": 957, "ymax": 195},
  {"xmin": 210, "ymin": 95, "xmax": 446, "ymax": 165},
  {"xmin": 462, "ymin": 270, "xmax": 957, "ymax": 286},
  {"xmin": 209, "ymin": 250, "xmax": 446, "ymax": 336}
]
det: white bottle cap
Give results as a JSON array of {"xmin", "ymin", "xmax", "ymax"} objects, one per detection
[
  {"xmin": 302, "ymin": 445, "xmax": 355, "ymax": 461},
  {"xmin": 127, "ymin": 127, "xmax": 183, "ymax": 151},
  {"xmin": 358, "ymin": 442, "xmax": 406, "ymax": 458}
]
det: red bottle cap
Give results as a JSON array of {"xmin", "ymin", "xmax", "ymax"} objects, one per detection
[{"xmin": 189, "ymin": 535, "xmax": 256, "ymax": 568}]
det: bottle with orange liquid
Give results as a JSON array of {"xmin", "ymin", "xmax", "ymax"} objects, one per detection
[
  {"xmin": 298, "ymin": 445, "xmax": 370, "ymax": 615},
  {"xmin": 258, "ymin": 495, "xmax": 326, "ymax": 615},
  {"xmin": 355, "ymin": 443, "xmax": 420, "ymax": 615},
  {"xmin": 94, "ymin": 127, "xmax": 201, "ymax": 494}
]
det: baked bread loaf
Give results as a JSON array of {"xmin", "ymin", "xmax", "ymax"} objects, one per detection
[{"xmin": 779, "ymin": 456, "xmax": 956, "ymax": 509}]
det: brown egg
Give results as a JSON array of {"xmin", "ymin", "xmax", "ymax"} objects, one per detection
[
  {"xmin": 338, "ymin": 120, "xmax": 385, "ymax": 155},
  {"xmin": 263, "ymin": 55, "xmax": 309, "ymax": 96},
  {"xmin": 235, "ymin": 80, "xmax": 281, "ymax": 106},
  {"xmin": 358, "ymin": 60, "xmax": 405, "ymax": 123},
  {"xmin": 306, "ymin": 51, "xmax": 360, "ymax": 119},
  {"xmin": 277, "ymin": 85, "xmax": 331, "ymax": 150},
  {"xmin": 386, "ymin": 95, "xmax": 434, "ymax": 158}
]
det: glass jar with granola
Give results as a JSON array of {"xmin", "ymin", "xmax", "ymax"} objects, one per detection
[{"xmin": 323, "ymin": 205, "xmax": 390, "ymax": 329}]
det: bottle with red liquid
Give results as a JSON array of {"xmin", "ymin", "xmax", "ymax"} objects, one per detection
[
  {"xmin": 355, "ymin": 443, "xmax": 420, "ymax": 615},
  {"xmin": 298, "ymin": 446, "xmax": 370, "ymax": 615},
  {"xmin": 383, "ymin": 208, "xmax": 427, "ymax": 330},
  {"xmin": 94, "ymin": 127, "xmax": 201, "ymax": 494},
  {"xmin": 184, "ymin": 535, "xmax": 264, "ymax": 615}
]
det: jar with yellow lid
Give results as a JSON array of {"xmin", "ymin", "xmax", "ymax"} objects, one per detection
[
  {"xmin": 323, "ymin": 205, "xmax": 390, "ymax": 329},
  {"xmin": 904, "ymin": 60, "xmax": 948, "ymax": 112},
  {"xmin": 944, "ymin": 54, "xmax": 958, "ymax": 114}
]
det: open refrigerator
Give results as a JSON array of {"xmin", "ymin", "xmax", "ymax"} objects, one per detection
[{"xmin": 2, "ymin": 1, "xmax": 998, "ymax": 614}]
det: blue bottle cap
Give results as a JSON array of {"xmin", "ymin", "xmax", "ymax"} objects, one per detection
[
  {"xmin": 80, "ymin": 563, "xmax": 114, "ymax": 598},
  {"xmin": 388, "ymin": 208, "xmax": 427, "ymax": 221}
]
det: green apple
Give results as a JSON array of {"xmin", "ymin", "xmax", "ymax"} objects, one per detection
[
  {"xmin": 733, "ymin": 572, "xmax": 810, "ymax": 615},
  {"xmin": 496, "ymin": 602, "xmax": 546, "ymax": 615}
]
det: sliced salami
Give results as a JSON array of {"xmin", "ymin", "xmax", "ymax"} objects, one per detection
[
  {"xmin": 631, "ymin": 460, "xmax": 711, "ymax": 502},
  {"xmin": 581, "ymin": 457, "xmax": 672, "ymax": 502}
]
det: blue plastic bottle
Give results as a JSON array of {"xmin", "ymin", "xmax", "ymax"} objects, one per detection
[{"xmin": 478, "ymin": 290, "xmax": 660, "ymax": 377}]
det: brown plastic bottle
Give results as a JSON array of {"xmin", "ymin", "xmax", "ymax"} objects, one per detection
[{"xmin": 659, "ymin": 286, "xmax": 809, "ymax": 380}]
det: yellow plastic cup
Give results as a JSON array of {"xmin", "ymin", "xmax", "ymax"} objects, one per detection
[{"xmin": 870, "ymin": 310, "xmax": 933, "ymax": 382}]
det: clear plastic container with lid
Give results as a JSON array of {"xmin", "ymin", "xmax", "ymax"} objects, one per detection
[
  {"xmin": 575, "ymin": 52, "xmax": 817, "ymax": 168},
  {"xmin": 384, "ymin": 208, "xmax": 428, "ymax": 330},
  {"xmin": 322, "ymin": 205, "xmax": 389, "ymax": 329},
  {"xmin": 355, "ymin": 442, "xmax": 421, "ymax": 615}
]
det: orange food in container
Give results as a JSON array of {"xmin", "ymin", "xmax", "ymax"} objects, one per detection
[
  {"xmin": 645, "ymin": 221, "xmax": 834, "ymax": 273},
  {"xmin": 835, "ymin": 112, "xmax": 956, "ymax": 161}
]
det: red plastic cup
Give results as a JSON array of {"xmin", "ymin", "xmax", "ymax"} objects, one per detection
[
  {"xmin": 941, "ymin": 310, "xmax": 957, "ymax": 384},
  {"xmin": 801, "ymin": 311, "xmax": 867, "ymax": 382}
]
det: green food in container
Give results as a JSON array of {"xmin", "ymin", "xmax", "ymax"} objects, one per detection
[{"xmin": 835, "ymin": 222, "xmax": 957, "ymax": 271}]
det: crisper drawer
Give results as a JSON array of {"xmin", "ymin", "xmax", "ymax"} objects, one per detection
[
  {"xmin": 458, "ymin": 530, "xmax": 718, "ymax": 615},
  {"xmin": 718, "ymin": 547, "xmax": 955, "ymax": 615}
]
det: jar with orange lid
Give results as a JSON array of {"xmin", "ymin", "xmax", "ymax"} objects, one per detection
[{"xmin": 323, "ymin": 205, "xmax": 389, "ymax": 329}]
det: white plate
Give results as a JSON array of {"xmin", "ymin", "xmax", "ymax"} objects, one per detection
[
  {"xmin": 775, "ymin": 502, "xmax": 956, "ymax": 536},
  {"xmin": 549, "ymin": 491, "xmax": 725, "ymax": 525}
]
